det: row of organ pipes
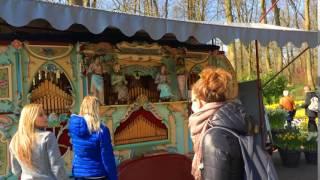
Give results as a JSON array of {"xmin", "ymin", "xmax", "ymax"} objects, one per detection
[
  {"xmin": 31, "ymin": 80, "xmax": 72, "ymax": 114},
  {"xmin": 114, "ymin": 115, "xmax": 168, "ymax": 145},
  {"xmin": 128, "ymin": 87, "xmax": 159, "ymax": 103}
]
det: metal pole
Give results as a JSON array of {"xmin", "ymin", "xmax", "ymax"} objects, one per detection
[
  {"xmin": 259, "ymin": 0, "xmax": 281, "ymax": 22},
  {"xmin": 255, "ymin": 40, "xmax": 265, "ymax": 146},
  {"xmin": 255, "ymin": 0, "xmax": 280, "ymax": 147},
  {"xmin": 317, "ymin": 1, "xmax": 320, "ymax": 177}
]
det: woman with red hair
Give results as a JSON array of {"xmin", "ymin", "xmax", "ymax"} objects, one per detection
[{"xmin": 189, "ymin": 67, "xmax": 251, "ymax": 180}]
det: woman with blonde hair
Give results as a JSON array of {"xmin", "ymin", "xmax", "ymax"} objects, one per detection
[
  {"xmin": 69, "ymin": 96, "xmax": 117, "ymax": 180},
  {"xmin": 9, "ymin": 104, "xmax": 68, "ymax": 180},
  {"xmin": 189, "ymin": 67, "xmax": 251, "ymax": 180}
]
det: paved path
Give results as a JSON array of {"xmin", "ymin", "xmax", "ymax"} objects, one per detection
[{"xmin": 273, "ymin": 151, "xmax": 317, "ymax": 180}]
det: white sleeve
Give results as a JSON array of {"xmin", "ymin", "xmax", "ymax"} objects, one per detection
[
  {"xmin": 9, "ymin": 150, "xmax": 22, "ymax": 176},
  {"xmin": 45, "ymin": 132, "xmax": 69, "ymax": 180}
]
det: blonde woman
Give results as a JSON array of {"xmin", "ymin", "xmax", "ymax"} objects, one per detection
[
  {"xmin": 9, "ymin": 104, "xmax": 68, "ymax": 180},
  {"xmin": 69, "ymin": 96, "xmax": 117, "ymax": 180}
]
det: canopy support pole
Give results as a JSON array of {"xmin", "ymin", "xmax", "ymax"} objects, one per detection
[
  {"xmin": 255, "ymin": 0, "xmax": 280, "ymax": 147},
  {"xmin": 317, "ymin": 1, "xmax": 320, "ymax": 175},
  {"xmin": 254, "ymin": 40, "xmax": 265, "ymax": 146}
]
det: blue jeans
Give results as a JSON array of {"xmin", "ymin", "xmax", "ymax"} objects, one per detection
[{"xmin": 287, "ymin": 110, "xmax": 296, "ymax": 127}]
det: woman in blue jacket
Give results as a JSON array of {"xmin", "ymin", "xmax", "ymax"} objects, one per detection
[{"xmin": 69, "ymin": 96, "xmax": 118, "ymax": 180}]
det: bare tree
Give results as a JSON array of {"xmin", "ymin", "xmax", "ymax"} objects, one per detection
[
  {"xmin": 223, "ymin": 0, "xmax": 237, "ymax": 75},
  {"xmin": 304, "ymin": 0, "xmax": 315, "ymax": 88},
  {"xmin": 271, "ymin": 0, "xmax": 283, "ymax": 72},
  {"xmin": 164, "ymin": 0, "xmax": 169, "ymax": 18},
  {"xmin": 260, "ymin": 0, "xmax": 271, "ymax": 72}
]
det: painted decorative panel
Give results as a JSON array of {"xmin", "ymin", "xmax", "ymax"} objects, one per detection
[
  {"xmin": 0, "ymin": 135, "xmax": 8, "ymax": 176},
  {"xmin": 0, "ymin": 65, "xmax": 13, "ymax": 100},
  {"xmin": 0, "ymin": 52, "xmax": 11, "ymax": 65},
  {"xmin": 24, "ymin": 44, "xmax": 73, "ymax": 61}
]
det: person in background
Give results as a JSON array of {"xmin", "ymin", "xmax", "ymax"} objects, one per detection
[
  {"xmin": 189, "ymin": 67, "xmax": 252, "ymax": 180},
  {"xmin": 9, "ymin": 104, "xmax": 68, "ymax": 180},
  {"xmin": 300, "ymin": 86, "xmax": 318, "ymax": 131},
  {"xmin": 69, "ymin": 96, "xmax": 118, "ymax": 180},
  {"xmin": 279, "ymin": 90, "xmax": 296, "ymax": 127}
]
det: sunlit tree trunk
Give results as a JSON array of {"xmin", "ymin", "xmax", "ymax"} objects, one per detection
[
  {"xmin": 271, "ymin": 0, "xmax": 283, "ymax": 72},
  {"xmin": 304, "ymin": 0, "xmax": 315, "ymax": 88},
  {"xmin": 68, "ymin": 0, "xmax": 82, "ymax": 6},
  {"xmin": 224, "ymin": 0, "xmax": 237, "ymax": 76},
  {"xmin": 187, "ymin": 0, "xmax": 196, "ymax": 20},
  {"xmin": 261, "ymin": 0, "xmax": 271, "ymax": 72},
  {"xmin": 248, "ymin": 43, "xmax": 253, "ymax": 78},
  {"xmin": 153, "ymin": 0, "xmax": 159, "ymax": 17},
  {"xmin": 92, "ymin": 0, "xmax": 96, "ymax": 7},
  {"xmin": 164, "ymin": 0, "xmax": 169, "ymax": 18},
  {"xmin": 200, "ymin": 0, "xmax": 207, "ymax": 21}
]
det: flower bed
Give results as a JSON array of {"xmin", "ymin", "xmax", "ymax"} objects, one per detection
[{"xmin": 266, "ymin": 102, "xmax": 318, "ymax": 167}]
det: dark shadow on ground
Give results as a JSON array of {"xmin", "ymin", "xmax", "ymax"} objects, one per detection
[{"xmin": 273, "ymin": 151, "xmax": 317, "ymax": 180}]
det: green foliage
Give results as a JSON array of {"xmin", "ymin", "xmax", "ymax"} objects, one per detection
[
  {"xmin": 267, "ymin": 108, "xmax": 287, "ymax": 130},
  {"xmin": 262, "ymin": 72, "xmax": 288, "ymax": 104}
]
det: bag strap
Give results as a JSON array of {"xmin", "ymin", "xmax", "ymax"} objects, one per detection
[
  {"xmin": 204, "ymin": 126, "xmax": 255, "ymax": 158},
  {"xmin": 208, "ymin": 126, "xmax": 240, "ymax": 139}
]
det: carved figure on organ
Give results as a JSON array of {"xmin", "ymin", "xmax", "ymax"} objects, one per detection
[
  {"xmin": 176, "ymin": 57, "xmax": 187, "ymax": 100},
  {"xmin": 111, "ymin": 63, "xmax": 129, "ymax": 104},
  {"xmin": 155, "ymin": 65, "xmax": 172, "ymax": 101},
  {"xmin": 88, "ymin": 57, "xmax": 105, "ymax": 105}
]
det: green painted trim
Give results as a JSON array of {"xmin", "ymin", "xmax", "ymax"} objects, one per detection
[
  {"xmin": 69, "ymin": 49, "xmax": 81, "ymax": 113},
  {"xmin": 111, "ymin": 106, "xmax": 129, "ymax": 130},
  {"xmin": 173, "ymin": 112, "xmax": 185, "ymax": 154},
  {"xmin": 187, "ymin": 130, "xmax": 193, "ymax": 153},
  {"xmin": 114, "ymin": 139, "xmax": 170, "ymax": 151},
  {"xmin": 20, "ymin": 49, "xmax": 30, "ymax": 104}
]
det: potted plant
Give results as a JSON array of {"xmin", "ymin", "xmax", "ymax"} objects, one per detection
[
  {"xmin": 302, "ymin": 131, "xmax": 317, "ymax": 165},
  {"xmin": 274, "ymin": 128, "xmax": 303, "ymax": 168}
]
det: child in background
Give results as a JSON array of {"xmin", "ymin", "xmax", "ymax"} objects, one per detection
[{"xmin": 279, "ymin": 90, "xmax": 296, "ymax": 127}]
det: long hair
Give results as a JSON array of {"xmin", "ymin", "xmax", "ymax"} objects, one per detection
[
  {"xmin": 79, "ymin": 96, "xmax": 101, "ymax": 133},
  {"xmin": 10, "ymin": 104, "xmax": 44, "ymax": 169}
]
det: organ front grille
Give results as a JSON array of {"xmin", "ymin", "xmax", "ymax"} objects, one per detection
[{"xmin": 114, "ymin": 108, "xmax": 168, "ymax": 145}]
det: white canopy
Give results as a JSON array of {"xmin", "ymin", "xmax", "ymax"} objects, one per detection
[{"xmin": 0, "ymin": 0, "xmax": 318, "ymax": 48}]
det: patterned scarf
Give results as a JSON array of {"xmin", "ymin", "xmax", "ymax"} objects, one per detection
[{"xmin": 188, "ymin": 102, "xmax": 226, "ymax": 180}]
